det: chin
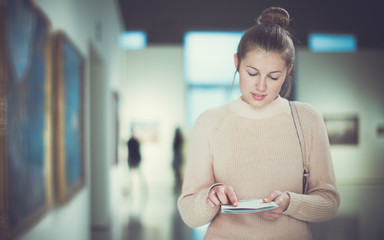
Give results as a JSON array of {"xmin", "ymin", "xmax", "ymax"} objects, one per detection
[{"xmin": 252, "ymin": 102, "xmax": 266, "ymax": 108}]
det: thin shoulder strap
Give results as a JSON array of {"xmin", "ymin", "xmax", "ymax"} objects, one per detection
[{"xmin": 289, "ymin": 101, "xmax": 309, "ymax": 193}]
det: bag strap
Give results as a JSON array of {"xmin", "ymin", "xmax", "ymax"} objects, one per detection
[{"xmin": 289, "ymin": 101, "xmax": 310, "ymax": 194}]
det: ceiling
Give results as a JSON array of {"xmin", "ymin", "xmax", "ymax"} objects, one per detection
[{"xmin": 117, "ymin": 0, "xmax": 384, "ymax": 49}]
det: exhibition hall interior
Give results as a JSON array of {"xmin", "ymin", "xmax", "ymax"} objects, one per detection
[{"xmin": 1, "ymin": 0, "xmax": 383, "ymax": 239}]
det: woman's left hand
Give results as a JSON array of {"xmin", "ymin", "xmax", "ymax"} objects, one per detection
[{"xmin": 260, "ymin": 190, "xmax": 290, "ymax": 221}]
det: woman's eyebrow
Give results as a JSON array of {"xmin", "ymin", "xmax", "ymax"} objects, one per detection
[
  {"xmin": 246, "ymin": 66, "xmax": 258, "ymax": 70},
  {"xmin": 246, "ymin": 66, "xmax": 282, "ymax": 74}
]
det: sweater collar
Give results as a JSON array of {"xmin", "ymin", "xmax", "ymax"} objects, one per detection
[{"xmin": 229, "ymin": 96, "xmax": 290, "ymax": 119}]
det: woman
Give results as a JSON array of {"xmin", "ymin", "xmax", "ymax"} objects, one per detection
[{"xmin": 177, "ymin": 6, "xmax": 340, "ymax": 240}]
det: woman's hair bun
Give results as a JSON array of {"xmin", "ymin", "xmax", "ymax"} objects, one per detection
[{"xmin": 257, "ymin": 7, "xmax": 290, "ymax": 29}]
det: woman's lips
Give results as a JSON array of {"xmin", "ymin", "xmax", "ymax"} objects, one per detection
[{"xmin": 252, "ymin": 92, "xmax": 266, "ymax": 101}]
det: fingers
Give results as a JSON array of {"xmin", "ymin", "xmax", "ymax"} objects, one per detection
[
  {"xmin": 260, "ymin": 190, "xmax": 291, "ymax": 221},
  {"xmin": 263, "ymin": 190, "xmax": 281, "ymax": 203},
  {"xmin": 274, "ymin": 194, "xmax": 286, "ymax": 208},
  {"xmin": 206, "ymin": 197, "xmax": 216, "ymax": 207},
  {"xmin": 209, "ymin": 190, "xmax": 220, "ymax": 206},
  {"xmin": 206, "ymin": 185, "xmax": 238, "ymax": 208},
  {"xmin": 265, "ymin": 191, "xmax": 290, "ymax": 211},
  {"xmin": 259, "ymin": 210, "xmax": 281, "ymax": 221},
  {"xmin": 217, "ymin": 191, "xmax": 229, "ymax": 205},
  {"xmin": 206, "ymin": 188, "xmax": 223, "ymax": 207},
  {"xmin": 227, "ymin": 187, "xmax": 238, "ymax": 207}
]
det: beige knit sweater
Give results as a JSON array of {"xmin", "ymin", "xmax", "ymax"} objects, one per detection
[{"xmin": 178, "ymin": 96, "xmax": 340, "ymax": 240}]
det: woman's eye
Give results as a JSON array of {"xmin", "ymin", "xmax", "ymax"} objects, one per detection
[
  {"xmin": 270, "ymin": 76, "xmax": 279, "ymax": 80},
  {"xmin": 248, "ymin": 72, "xmax": 258, "ymax": 77}
]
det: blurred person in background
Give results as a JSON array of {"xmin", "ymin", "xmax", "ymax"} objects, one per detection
[
  {"xmin": 172, "ymin": 127, "xmax": 184, "ymax": 193},
  {"xmin": 127, "ymin": 133, "xmax": 141, "ymax": 170}
]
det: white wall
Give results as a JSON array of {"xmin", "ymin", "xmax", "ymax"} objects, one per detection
[
  {"xmin": 296, "ymin": 49, "xmax": 384, "ymax": 239},
  {"xmin": 120, "ymin": 46, "xmax": 186, "ymax": 187},
  {"xmin": 295, "ymin": 49, "xmax": 384, "ymax": 183},
  {"xmin": 20, "ymin": 0, "xmax": 124, "ymax": 239}
]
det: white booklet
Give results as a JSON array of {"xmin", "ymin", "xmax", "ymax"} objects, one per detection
[{"xmin": 221, "ymin": 199, "xmax": 278, "ymax": 214}]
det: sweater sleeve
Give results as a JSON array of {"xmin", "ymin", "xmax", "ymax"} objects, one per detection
[
  {"xmin": 177, "ymin": 111, "xmax": 221, "ymax": 228},
  {"xmin": 283, "ymin": 103, "xmax": 340, "ymax": 222}
]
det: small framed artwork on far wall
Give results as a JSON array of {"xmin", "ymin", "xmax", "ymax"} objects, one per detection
[{"xmin": 324, "ymin": 114, "xmax": 359, "ymax": 145}]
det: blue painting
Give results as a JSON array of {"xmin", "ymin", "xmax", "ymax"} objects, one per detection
[
  {"xmin": 64, "ymin": 41, "xmax": 82, "ymax": 186},
  {"xmin": 1, "ymin": 0, "xmax": 52, "ymax": 237},
  {"xmin": 54, "ymin": 32, "xmax": 85, "ymax": 205}
]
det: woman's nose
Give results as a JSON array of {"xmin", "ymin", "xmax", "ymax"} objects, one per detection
[{"xmin": 255, "ymin": 77, "xmax": 267, "ymax": 92}]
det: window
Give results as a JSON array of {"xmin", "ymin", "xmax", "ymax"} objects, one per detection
[
  {"xmin": 119, "ymin": 31, "xmax": 147, "ymax": 50},
  {"xmin": 308, "ymin": 33, "xmax": 357, "ymax": 52},
  {"xmin": 184, "ymin": 31, "xmax": 243, "ymax": 127}
]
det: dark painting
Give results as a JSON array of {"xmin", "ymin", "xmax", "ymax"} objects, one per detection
[
  {"xmin": 324, "ymin": 114, "xmax": 359, "ymax": 145},
  {"xmin": 0, "ymin": 0, "xmax": 53, "ymax": 238}
]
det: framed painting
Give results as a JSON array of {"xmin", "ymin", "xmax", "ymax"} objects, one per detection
[
  {"xmin": 53, "ymin": 31, "xmax": 85, "ymax": 206},
  {"xmin": 131, "ymin": 122, "xmax": 158, "ymax": 143},
  {"xmin": 0, "ymin": 0, "xmax": 53, "ymax": 238},
  {"xmin": 324, "ymin": 114, "xmax": 359, "ymax": 145}
]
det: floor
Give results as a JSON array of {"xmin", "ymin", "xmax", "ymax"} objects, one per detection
[
  {"xmin": 92, "ymin": 162, "xmax": 384, "ymax": 240},
  {"xmin": 92, "ymin": 162, "xmax": 208, "ymax": 240}
]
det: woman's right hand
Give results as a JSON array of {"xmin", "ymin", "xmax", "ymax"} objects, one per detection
[{"xmin": 206, "ymin": 184, "xmax": 238, "ymax": 208}]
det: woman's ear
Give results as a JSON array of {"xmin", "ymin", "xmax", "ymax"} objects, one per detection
[
  {"xmin": 288, "ymin": 64, "xmax": 294, "ymax": 74},
  {"xmin": 234, "ymin": 53, "xmax": 239, "ymax": 70}
]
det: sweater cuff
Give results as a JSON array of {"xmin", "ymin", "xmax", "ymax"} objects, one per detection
[
  {"xmin": 283, "ymin": 191, "xmax": 302, "ymax": 216},
  {"xmin": 196, "ymin": 186, "xmax": 221, "ymax": 216}
]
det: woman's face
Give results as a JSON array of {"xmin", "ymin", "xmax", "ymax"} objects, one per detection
[{"xmin": 235, "ymin": 49, "xmax": 292, "ymax": 108}]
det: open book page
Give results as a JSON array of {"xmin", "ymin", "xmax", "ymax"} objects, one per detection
[{"xmin": 221, "ymin": 199, "xmax": 278, "ymax": 214}]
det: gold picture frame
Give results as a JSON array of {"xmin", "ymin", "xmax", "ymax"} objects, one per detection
[{"xmin": 53, "ymin": 31, "xmax": 85, "ymax": 206}]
